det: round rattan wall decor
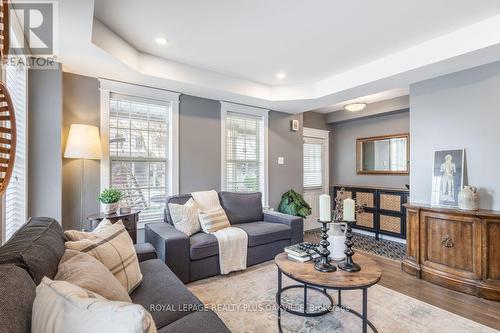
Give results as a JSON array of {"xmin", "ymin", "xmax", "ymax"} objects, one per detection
[{"xmin": 0, "ymin": 82, "xmax": 16, "ymax": 196}]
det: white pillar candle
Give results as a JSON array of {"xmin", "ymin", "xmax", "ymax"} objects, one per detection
[
  {"xmin": 319, "ymin": 194, "xmax": 331, "ymax": 222},
  {"xmin": 343, "ymin": 198, "xmax": 355, "ymax": 221}
]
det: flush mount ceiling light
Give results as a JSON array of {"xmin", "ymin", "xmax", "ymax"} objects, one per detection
[
  {"xmin": 343, "ymin": 103, "xmax": 367, "ymax": 112},
  {"xmin": 155, "ymin": 37, "xmax": 168, "ymax": 45},
  {"xmin": 276, "ymin": 72, "xmax": 286, "ymax": 80}
]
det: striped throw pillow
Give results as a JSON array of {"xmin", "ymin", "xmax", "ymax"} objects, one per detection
[
  {"xmin": 64, "ymin": 220, "xmax": 142, "ymax": 293},
  {"xmin": 198, "ymin": 207, "xmax": 230, "ymax": 233},
  {"xmin": 33, "ymin": 278, "xmax": 156, "ymax": 333}
]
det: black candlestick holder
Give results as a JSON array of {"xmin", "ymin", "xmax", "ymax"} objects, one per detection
[
  {"xmin": 314, "ymin": 219, "xmax": 336, "ymax": 272},
  {"xmin": 338, "ymin": 220, "xmax": 361, "ymax": 272}
]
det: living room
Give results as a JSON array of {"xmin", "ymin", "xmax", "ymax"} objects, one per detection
[{"xmin": 1, "ymin": 1, "xmax": 500, "ymax": 332}]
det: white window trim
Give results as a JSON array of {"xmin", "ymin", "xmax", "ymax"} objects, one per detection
[
  {"xmin": 303, "ymin": 127, "xmax": 330, "ymax": 194},
  {"xmin": 220, "ymin": 101, "xmax": 269, "ymax": 207},
  {"xmin": 1, "ymin": 57, "xmax": 28, "ymax": 244},
  {"xmin": 99, "ymin": 78, "xmax": 180, "ymax": 215}
]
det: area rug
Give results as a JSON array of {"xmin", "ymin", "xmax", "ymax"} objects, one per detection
[
  {"xmin": 305, "ymin": 229, "xmax": 406, "ymax": 261},
  {"xmin": 188, "ymin": 261, "xmax": 496, "ymax": 333}
]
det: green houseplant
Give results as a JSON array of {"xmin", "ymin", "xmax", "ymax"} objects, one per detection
[
  {"xmin": 278, "ymin": 189, "xmax": 312, "ymax": 218},
  {"xmin": 98, "ymin": 188, "xmax": 123, "ymax": 215}
]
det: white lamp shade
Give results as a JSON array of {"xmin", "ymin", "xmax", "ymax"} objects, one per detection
[{"xmin": 64, "ymin": 124, "xmax": 102, "ymax": 160}]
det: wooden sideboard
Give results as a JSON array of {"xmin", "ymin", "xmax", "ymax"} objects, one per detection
[
  {"xmin": 402, "ymin": 203, "xmax": 500, "ymax": 301},
  {"xmin": 332, "ymin": 185, "xmax": 409, "ymax": 239}
]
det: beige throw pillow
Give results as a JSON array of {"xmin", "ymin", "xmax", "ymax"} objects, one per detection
[
  {"xmin": 169, "ymin": 198, "xmax": 201, "ymax": 236},
  {"xmin": 65, "ymin": 220, "xmax": 142, "ymax": 293},
  {"xmin": 92, "ymin": 217, "xmax": 114, "ymax": 233},
  {"xmin": 32, "ymin": 278, "xmax": 156, "ymax": 333},
  {"xmin": 55, "ymin": 249, "xmax": 131, "ymax": 302},
  {"xmin": 198, "ymin": 206, "xmax": 231, "ymax": 233}
]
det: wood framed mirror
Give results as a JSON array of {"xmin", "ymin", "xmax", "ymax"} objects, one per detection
[{"xmin": 356, "ymin": 133, "xmax": 409, "ymax": 175}]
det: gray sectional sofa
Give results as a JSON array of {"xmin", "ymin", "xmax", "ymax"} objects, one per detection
[
  {"xmin": 0, "ymin": 217, "xmax": 230, "ymax": 333},
  {"xmin": 146, "ymin": 191, "xmax": 304, "ymax": 283}
]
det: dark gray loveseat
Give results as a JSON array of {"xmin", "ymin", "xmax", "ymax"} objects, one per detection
[
  {"xmin": 0, "ymin": 217, "xmax": 229, "ymax": 333},
  {"xmin": 145, "ymin": 191, "xmax": 303, "ymax": 283}
]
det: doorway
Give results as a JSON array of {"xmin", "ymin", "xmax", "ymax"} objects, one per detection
[{"xmin": 303, "ymin": 128, "xmax": 330, "ymax": 231}]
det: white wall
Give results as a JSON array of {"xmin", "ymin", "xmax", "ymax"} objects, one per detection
[{"xmin": 410, "ymin": 61, "xmax": 500, "ymax": 210}]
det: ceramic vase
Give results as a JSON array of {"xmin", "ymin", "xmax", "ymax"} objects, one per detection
[
  {"xmin": 458, "ymin": 186, "xmax": 479, "ymax": 211},
  {"xmin": 101, "ymin": 202, "xmax": 119, "ymax": 215},
  {"xmin": 327, "ymin": 222, "xmax": 347, "ymax": 261}
]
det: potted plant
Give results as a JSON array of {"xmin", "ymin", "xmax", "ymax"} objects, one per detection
[
  {"xmin": 98, "ymin": 188, "xmax": 123, "ymax": 215},
  {"xmin": 278, "ymin": 189, "xmax": 312, "ymax": 218}
]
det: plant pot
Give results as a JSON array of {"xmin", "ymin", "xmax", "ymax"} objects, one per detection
[{"xmin": 101, "ymin": 202, "xmax": 119, "ymax": 215}]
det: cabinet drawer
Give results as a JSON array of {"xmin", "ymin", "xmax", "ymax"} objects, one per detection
[
  {"xmin": 380, "ymin": 214, "xmax": 401, "ymax": 234},
  {"xmin": 420, "ymin": 211, "xmax": 481, "ymax": 280},
  {"xmin": 379, "ymin": 193, "xmax": 402, "ymax": 212},
  {"xmin": 357, "ymin": 212, "xmax": 374, "ymax": 228},
  {"xmin": 355, "ymin": 191, "xmax": 375, "ymax": 208}
]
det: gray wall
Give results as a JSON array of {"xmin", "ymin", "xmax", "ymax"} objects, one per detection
[
  {"xmin": 179, "ymin": 95, "xmax": 221, "ymax": 193},
  {"xmin": 303, "ymin": 111, "xmax": 329, "ymax": 130},
  {"xmin": 28, "ymin": 65, "xmax": 63, "ymax": 221},
  {"xmin": 268, "ymin": 111, "xmax": 303, "ymax": 209},
  {"xmin": 326, "ymin": 95, "xmax": 409, "ymax": 124},
  {"xmin": 60, "ymin": 73, "xmax": 304, "ymax": 229},
  {"xmin": 410, "ymin": 61, "xmax": 500, "ymax": 210},
  {"xmin": 330, "ymin": 111, "xmax": 410, "ymax": 188},
  {"xmin": 62, "ymin": 72, "xmax": 101, "ymax": 230}
]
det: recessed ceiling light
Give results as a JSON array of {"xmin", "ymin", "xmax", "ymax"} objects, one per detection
[
  {"xmin": 344, "ymin": 103, "xmax": 367, "ymax": 112},
  {"xmin": 276, "ymin": 72, "xmax": 286, "ymax": 80},
  {"xmin": 155, "ymin": 37, "xmax": 168, "ymax": 46}
]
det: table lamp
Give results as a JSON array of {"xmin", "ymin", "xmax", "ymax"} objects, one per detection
[{"xmin": 64, "ymin": 124, "xmax": 102, "ymax": 230}]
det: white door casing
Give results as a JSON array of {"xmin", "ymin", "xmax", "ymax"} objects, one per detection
[{"xmin": 303, "ymin": 128, "xmax": 330, "ymax": 231}]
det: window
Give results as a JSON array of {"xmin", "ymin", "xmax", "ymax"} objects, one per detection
[
  {"xmin": 4, "ymin": 61, "xmax": 27, "ymax": 241},
  {"xmin": 221, "ymin": 102, "xmax": 268, "ymax": 205},
  {"xmin": 390, "ymin": 138, "xmax": 407, "ymax": 171},
  {"xmin": 303, "ymin": 142, "xmax": 323, "ymax": 188},
  {"xmin": 100, "ymin": 80, "xmax": 179, "ymax": 226}
]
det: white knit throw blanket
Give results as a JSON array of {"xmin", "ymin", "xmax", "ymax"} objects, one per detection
[
  {"xmin": 213, "ymin": 227, "xmax": 248, "ymax": 274},
  {"xmin": 191, "ymin": 190, "xmax": 248, "ymax": 275}
]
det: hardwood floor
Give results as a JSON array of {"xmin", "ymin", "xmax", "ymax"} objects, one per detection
[
  {"xmin": 367, "ymin": 252, "xmax": 500, "ymax": 331},
  {"xmin": 304, "ymin": 234, "xmax": 500, "ymax": 331}
]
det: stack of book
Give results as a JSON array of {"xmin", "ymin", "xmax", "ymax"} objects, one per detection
[{"xmin": 284, "ymin": 242, "xmax": 320, "ymax": 262}]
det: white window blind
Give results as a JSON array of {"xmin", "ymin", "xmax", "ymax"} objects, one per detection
[
  {"xmin": 4, "ymin": 62, "xmax": 27, "ymax": 241},
  {"xmin": 225, "ymin": 111, "xmax": 265, "ymax": 194},
  {"xmin": 109, "ymin": 93, "xmax": 171, "ymax": 224},
  {"xmin": 303, "ymin": 142, "xmax": 323, "ymax": 188}
]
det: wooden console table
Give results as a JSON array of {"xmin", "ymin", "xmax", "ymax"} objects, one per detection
[{"xmin": 402, "ymin": 203, "xmax": 500, "ymax": 301}]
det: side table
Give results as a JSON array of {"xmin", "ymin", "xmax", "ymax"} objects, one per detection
[{"xmin": 87, "ymin": 210, "xmax": 140, "ymax": 244}]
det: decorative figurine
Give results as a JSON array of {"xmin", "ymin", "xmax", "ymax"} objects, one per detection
[{"xmin": 458, "ymin": 186, "xmax": 479, "ymax": 211}]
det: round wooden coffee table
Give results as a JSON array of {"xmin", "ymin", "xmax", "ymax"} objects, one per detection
[{"xmin": 275, "ymin": 252, "xmax": 382, "ymax": 333}]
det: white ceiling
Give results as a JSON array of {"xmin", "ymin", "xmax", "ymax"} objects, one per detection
[
  {"xmin": 58, "ymin": 0, "xmax": 500, "ymax": 113},
  {"xmin": 94, "ymin": 0, "xmax": 500, "ymax": 86}
]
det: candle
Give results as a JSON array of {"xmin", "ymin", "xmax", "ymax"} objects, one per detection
[
  {"xmin": 343, "ymin": 198, "xmax": 355, "ymax": 221},
  {"xmin": 319, "ymin": 194, "xmax": 331, "ymax": 222}
]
